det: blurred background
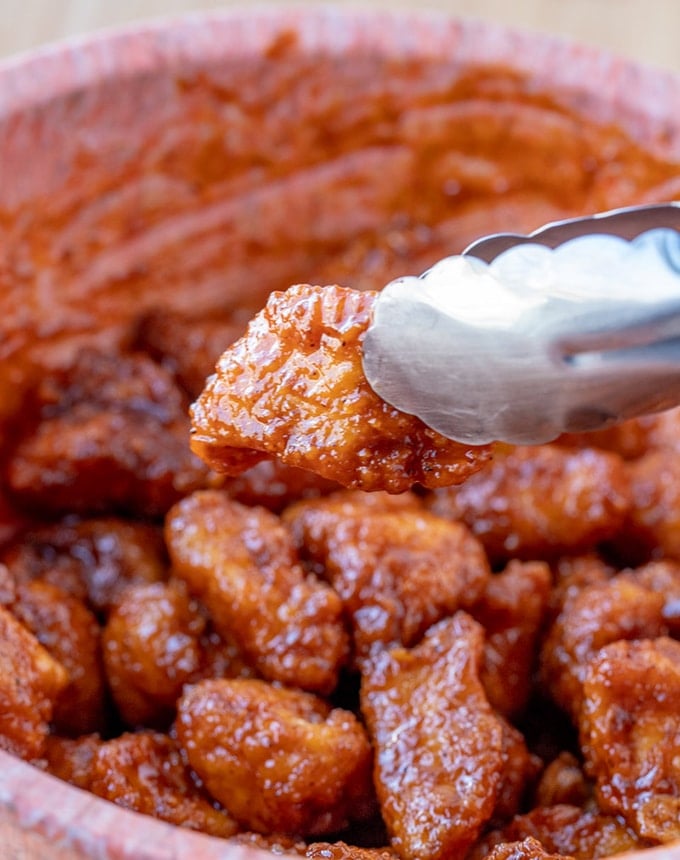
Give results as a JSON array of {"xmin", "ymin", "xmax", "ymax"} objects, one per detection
[{"xmin": 1, "ymin": 0, "xmax": 679, "ymax": 73}]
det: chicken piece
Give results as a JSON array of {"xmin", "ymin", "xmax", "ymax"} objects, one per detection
[
  {"xmin": 534, "ymin": 753, "xmax": 590, "ymax": 810},
  {"xmin": 468, "ymin": 805, "xmax": 645, "ymax": 860},
  {"xmin": 539, "ymin": 576, "xmax": 667, "ymax": 719},
  {"xmin": 176, "ymin": 678, "xmax": 374, "ymax": 836},
  {"xmin": 225, "ymin": 459, "xmax": 339, "ymax": 513},
  {"xmin": 190, "ymin": 284, "xmax": 492, "ymax": 493},
  {"xmin": 232, "ymin": 833, "xmax": 399, "ymax": 859},
  {"xmin": 12, "ymin": 580, "xmax": 106, "ymax": 735},
  {"xmin": 166, "ymin": 490, "xmax": 348, "ymax": 694},
  {"xmin": 360, "ymin": 612, "xmax": 505, "ymax": 860},
  {"xmin": 43, "ymin": 733, "xmax": 102, "ymax": 790},
  {"xmin": 0, "ymin": 603, "xmax": 68, "ymax": 759},
  {"xmin": 6, "ymin": 349, "xmax": 208, "ymax": 517},
  {"xmin": 89, "ymin": 731, "xmax": 240, "ymax": 838},
  {"xmin": 480, "ymin": 836, "xmax": 575, "ymax": 860},
  {"xmin": 306, "ymin": 845, "xmax": 400, "ymax": 860},
  {"xmin": 579, "ymin": 638, "xmax": 680, "ymax": 844},
  {"xmin": 625, "ymin": 447, "xmax": 680, "ymax": 560},
  {"xmin": 136, "ymin": 308, "xmax": 246, "ymax": 397},
  {"xmin": 284, "ymin": 490, "xmax": 490, "ymax": 665},
  {"xmin": 102, "ymin": 581, "xmax": 205, "ymax": 727},
  {"xmin": 471, "ymin": 560, "xmax": 551, "ymax": 718},
  {"xmin": 1, "ymin": 517, "xmax": 167, "ymax": 613},
  {"xmin": 428, "ymin": 445, "xmax": 630, "ymax": 563},
  {"xmin": 229, "ymin": 832, "xmax": 307, "ymax": 855}
]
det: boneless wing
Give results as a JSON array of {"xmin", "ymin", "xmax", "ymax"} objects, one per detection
[
  {"xmin": 284, "ymin": 490, "xmax": 490, "ymax": 665},
  {"xmin": 579, "ymin": 637, "xmax": 680, "ymax": 844},
  {"xmin": 190, "ymin": 284, "xmax": 491, "ymax": 493},
  {"xmin": 361, "ymin": 612, "xmax": 505, "ymax": 860},
  {"xmin": 176, "ymin": 678, "xmax": 375, "ymax": 836},
  {"xmin": 0, "ymin": 604, "xmax": 68, "ymax": 758},
  {"xmin": 165, "ymin": 490, "xmax": 348, "ymax": 694}
]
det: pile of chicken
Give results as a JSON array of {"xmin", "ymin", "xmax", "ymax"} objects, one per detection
[{"xmin": 0, "ymin": 283, "xmax": 679, "ymax": 860}]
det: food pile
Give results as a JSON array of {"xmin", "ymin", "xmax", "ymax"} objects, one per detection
[{"xmin": 0, "ymin": 283, "xmax": 679, "ymax": 860}]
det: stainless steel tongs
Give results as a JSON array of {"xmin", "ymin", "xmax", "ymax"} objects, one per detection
[{"xmin": 362, "ymin": 202, "xmax": 680, "ymax": 445}]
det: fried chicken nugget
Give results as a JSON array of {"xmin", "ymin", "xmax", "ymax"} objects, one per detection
[
  {"xmin": 428, "ymin": 445, "xmax": 630, "ymax": 563},
  {"xmin": 360, "ymin": 612, "xmax": 505, "ymax": 860},
  {"xmin": 0, "ymin": 603, "xmax": 68, "ymax": 759},
  {"xmin": 539, "ymin": 576, "xmax": 667, "ymax": 719},
  {"xmin": 232, "ymin": 835, "xmax": 400, "ymax": 859},
  {"xmin": 480, "ymin": 836, "xmax": 575, "ymax": 860},
  {"xmin": 12, "ymin": 580, "xmax": 106, "ymax": 735},
  {"xmin": 6, "ymin": 349, "xmax": 208, "ymax": 517},
  {"xmin": 102, "ymin": 581, "xmax": 205, "ymax": 727},
  {"xmin": 579, "ymin": 638, "xmax": 680, "ymax": 844},
  {"xmin": 88, "ymin": 730, "xmax": 240, "ymax": 838},
  {"xmin": 468, "ymin": 805, "xmax": 645, "ymax": 860},
  {"xmin": 176, "ymin": 678, "xmax": 375, "ymax": 836},
  {"xmin": 471, "ymin": 560, "xmax": 551, "ymax": 719},
  {"xmin": 284, "ymin": 490, "xmax": 490, "ymax": 665},
  {"xmin": 166, "ymin": 490, "xmax": 348, "ymax": 694},
  {"xmin": 306, "ymin": 845, "xmax": 400, "ymax": 860},
  {"xmin": 190, "ymin": 284, "xmax": 492, "ymax": 493},
  {"xmin": 1, "ymin": 517, "xmax": 167, "ymax": 613}
]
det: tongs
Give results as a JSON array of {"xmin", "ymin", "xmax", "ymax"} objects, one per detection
[{"xmin": 362, "ymin": 202, "xmax": 680, "ymax": 445}]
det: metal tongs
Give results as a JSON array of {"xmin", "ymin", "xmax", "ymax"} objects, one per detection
[{"xmin": 362, "ymin": 202, "xmax": 680, "ymax": 445}]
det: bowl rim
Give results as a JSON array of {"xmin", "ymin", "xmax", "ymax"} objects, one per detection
[
  {"xmin": 0, "ymin": 5, "xmax": 679, "ymax": 859},
  {"xmin": 1, "ymin": 3, "xmax": 680, "ymax": 159}
]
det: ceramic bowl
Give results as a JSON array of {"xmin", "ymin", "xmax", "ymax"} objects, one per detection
[{"xmin": 1, "ymin": 7, "xmax": 679, "ymax": 859}]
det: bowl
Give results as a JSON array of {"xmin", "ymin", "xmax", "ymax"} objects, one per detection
[{"xmin": 1, "ymin": 7, "xmax": 680, "ymax": 859}]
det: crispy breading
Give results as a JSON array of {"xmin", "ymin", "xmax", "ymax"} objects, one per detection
[
  {"xmin": 190, "ymin": 284, "xmax": 491, "ymax": 493},
  {"xmin": 428, "ymin": 445, "xmax": 630, "ymax": 562},
  {"xmin": 470, "ymin": 559, "xmax": 551, "ymax": 718},
  {"xmin": 13, "ymin": 580, "xmax": 106, "ymax": 735},
  {"xmin": 0, "ymin": 604, "xmax": 68, "ymax": 758},
  {"xmin": 166, "ymin": 490, "xmax": 348, "ymax": 694},
  {"xmin": 479, "ymin": 836, "xmax": 575, "ymax": 860},
  {"xmin": 540, "ymin": 577, "xmax": 667, "ymax": 719},
  {"xmin": 361, "ymin": 612, "xmax": 504, "ymax": 860},
  {"xmin": 176, "ymin": 678, "xmax": 374, "ymax": 836},
  {"xmin": 468, "ymin": 805, "xmax": 645, "ymax": 860},
  {"xmin": 6, "ymin": 349, "xmax": 208, "ymax": 517},
  {"xmin": 284, "ymin": 490, "xmax": 490, "ymax": 665},
  {"xmin": 89, "ymin": 730, "xmax": 240, "ymax": 838},
  {"xmin": 1, "ymin": 517, "xmax": 167, "ymax": 613},
  {"xmin": 579, "ymin": 638, "xmax": 680, "ymax": 844},
  {"xmin": 102, "ymin": 581, "xmax": 205, "ymax": 727}
]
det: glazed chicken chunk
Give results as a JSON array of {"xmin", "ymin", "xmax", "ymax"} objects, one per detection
[{"xmin": 190, "ymin": 284, "xmax": 492, "ymax": 493}]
